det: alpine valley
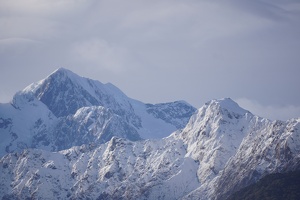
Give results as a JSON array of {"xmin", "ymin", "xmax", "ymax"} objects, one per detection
[{"xmin": 0, "ymin": 68, "xmax": 299, "ymax": 200}]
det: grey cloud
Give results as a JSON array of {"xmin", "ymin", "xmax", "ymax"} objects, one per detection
[{"xmin": 0, "ymin": 0, "xmax": 299, "ymax": 120}]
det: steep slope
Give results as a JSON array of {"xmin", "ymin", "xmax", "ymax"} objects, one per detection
[
  {"xmin": 33, "ymin": 106, "xmax": 141, "ymax": 151},
  {"xmin": 214, "ymin": 118, "xmax": 300, "ymax": 200},
  {"xmin": 180, "ymin": 98, "xmax": 253, "ymax": 183},
  {"xmin": 0, "ymin": 68, "xmax": 196, "ymax": 156},
  {"xmin": 227, "ymin": 171, "xmax": 300, "ymax": 200},
  {"xmin": 180, "ymin": 100, "xmax": 300, "ymax": 200},
  {"xmin": 1, "ymin": 98, "xmax": 299, "ymax": 199},
  {"xmin": 24, "ymin": 68, "xmax": 141, "ymax": 123},
  {"xmin": 0, "ymin": 92, "xmax": 58, "ymax": 155}
]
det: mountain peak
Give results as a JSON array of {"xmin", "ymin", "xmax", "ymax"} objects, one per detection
[
  {"xmin": 206, "ymin": 98, "xmax": 250, "ymax": 116},
  {"xmin": 52, "ymin": 67, "xmax": 71, "ymax": 74},
  {"xmin": 20, "ymin": 68, "xmax": 104, "ymax": 117},
  {"xmin": 183, "ymin": 98, "xmax": 252, "ymax": 133},
  {"xmin": 48, "ymin": 67, "xmax": 81, "ymax": 82}
]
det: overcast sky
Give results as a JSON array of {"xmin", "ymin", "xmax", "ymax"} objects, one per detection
[{"xmin": 1, "ymin": 0, "xmax": 300, "ymax": 120}]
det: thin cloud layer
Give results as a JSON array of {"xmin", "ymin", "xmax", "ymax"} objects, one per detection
[
  {"xmin": 236, "ymin": 98, "xmax": 300, "ymax": 121},
  {"xmin": 0, "ymin": 0, "xmax": 299, "ymax": 120}
]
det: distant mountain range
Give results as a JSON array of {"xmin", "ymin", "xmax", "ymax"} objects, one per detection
[{"xmin": 0, "ymin": 68, "xmax": 299, "ymax": 199}]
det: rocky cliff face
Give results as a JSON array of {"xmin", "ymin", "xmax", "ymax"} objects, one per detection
[{"xmin": 1, "ymin": 97, "xmax": 299, "ymax": 200}]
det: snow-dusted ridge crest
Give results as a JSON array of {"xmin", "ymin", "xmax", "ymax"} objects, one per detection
[{"xmin": 1, "ymin": 68, "xmax": 300, "ymax": 199}]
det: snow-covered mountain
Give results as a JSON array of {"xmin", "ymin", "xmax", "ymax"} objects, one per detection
[
  {"xmin": 179, "ymin": 99, "xmax": 300, "ymax": 199},
  {"xmin": 1, "ymin": 97, "xmax": 299, "ymax": 199},
  {"xmin": 0, "ymin": 68, "xmax": 196, "ymax": 156}
]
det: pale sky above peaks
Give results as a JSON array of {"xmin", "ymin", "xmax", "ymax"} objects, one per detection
[{"xmin": 1, "ymin": 0, "xmax": 300, "ymax": 120}]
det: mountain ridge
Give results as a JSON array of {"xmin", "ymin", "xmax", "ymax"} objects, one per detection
[
  {"xmin": 1, "ymin": 97, "xmax": 299, "ymax": 199},
  {"xmin": 0, "ymin": 68, "xmax": 299, "ymax": 199},
  {"xmin": 0, "ymin": 68, "xmax": 196, "ymax": 156}
]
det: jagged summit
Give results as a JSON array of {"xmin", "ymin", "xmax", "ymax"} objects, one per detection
[
  {"xmin": 51, "ymin": 67, "xmax": 72, "ymax": 74},
  {"xmin": 20, "ymin": 68, "xmax": 132, "ymax": 118},
  {"xmin": 23, "ymin": 67, "xmax": 126, "ymax": 98},
  {"xmin": 22, "ymin": 67, "xmax": 80, "ymax": 93},
  {"xmin": 213, "ymin": 98, "xmax": 246, "ymax": 111},
  {"xmin": 49, "ymin": 67, "xmax": 73, "ymax": 76},
  {"xmin": 205, "ymin": 98, "xmax": 250, "ymax": 116},
  {"xmin": 46, "ymin": 67, "xmax": 87, "ymax": 87},
  {"xmin": 47, "ymin": 67, "xmax": 124, "ymax": 95},
  {"xmin": 185, "ymin": 98, "xmax": 253, "ymax": 130}
]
